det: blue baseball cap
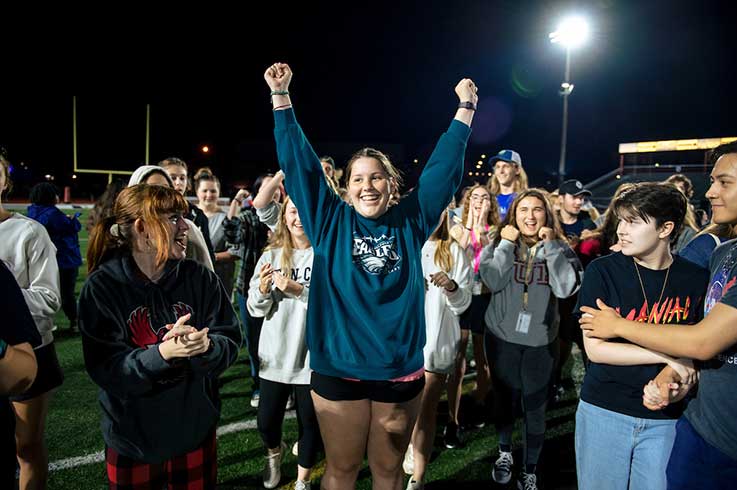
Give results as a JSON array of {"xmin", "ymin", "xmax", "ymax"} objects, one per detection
[{"xmin": 489, "ymin": 149, "xmax": 522, "ymax": 167}]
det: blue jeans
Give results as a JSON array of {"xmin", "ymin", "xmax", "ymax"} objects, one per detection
[
  {"xmin": 236, "ymin": 291, "xmax": 263, "ymax": 391},
  {"xmin": 666, "ymin": 416, "xmax": 737, "ymax": 489},
  {"xmin": 575, "ymin": 400, "xmax": 676, "ymax": 490}
]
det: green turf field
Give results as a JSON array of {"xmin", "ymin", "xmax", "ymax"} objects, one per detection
[{"xmin": 40, "ymin": 208, "xmax": 581, "ymax": 489}]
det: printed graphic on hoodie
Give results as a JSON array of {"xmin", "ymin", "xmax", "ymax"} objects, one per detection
[
  {"xmin": 352, "ymin": 233, "xmax": 402, "ymax": 275},
  {"xmin": 127, "ymin": 301, "xmax": 194, "ymax": 348}
]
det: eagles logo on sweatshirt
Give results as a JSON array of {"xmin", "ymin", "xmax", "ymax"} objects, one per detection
[
  {"xmin": 127, "ymin": 301, "xmax": 194, "ymax": 348},
  {"xmin": 352, "ymin": 233, "xmax": 402, "ymax": 275}
]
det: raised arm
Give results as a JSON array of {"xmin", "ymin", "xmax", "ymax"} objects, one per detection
[
  {"xmin": 265, "ymin": 63, "xmax": 340, "ymax": 246},
  {"xmin": 253, "ymin": 170, "xmax": 285, "ymax": 210},
  {"xmin": 403, "ymin": 80, "xmax": 476, "ymax": 237}
]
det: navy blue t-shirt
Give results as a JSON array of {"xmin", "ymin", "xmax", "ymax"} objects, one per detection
[
  {"xmin": 561, "ymin": 216, "xmax": 596, "ymax": 240},
  {"xmin": 685, "ymin": 239, "xmax": 737, "ymax": 460},
  {"xmin": 577, "ymin": 253, "xmax": 708, "ymax": 419}
]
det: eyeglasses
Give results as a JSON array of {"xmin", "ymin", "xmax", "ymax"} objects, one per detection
[{"xmin": 469, "ymin": 194, "xmax": 491, "ymax": 201}]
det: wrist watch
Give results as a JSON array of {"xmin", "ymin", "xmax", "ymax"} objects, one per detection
[{"xmin": 458, "ymin": 101, "xmax": 477, "ymax": 111}]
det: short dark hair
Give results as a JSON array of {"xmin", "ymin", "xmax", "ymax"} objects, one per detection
[
  {"xmin": 665, "ymin": 174, "xmax": 694, "ymax": 199},
  {"xmin": 320, "ymin": 156, "xmax": 335, "ymax": 168},
  {"xmin": 613, "ymin": 182, "xmax": 686, "ymax": 243},
  {"xmin": 708, "ymin": 141, "xmax": 737, "ymax": 167},
  {"xmin": 29, "ymin": 182, "xmax": 59, "ymax": 206}
]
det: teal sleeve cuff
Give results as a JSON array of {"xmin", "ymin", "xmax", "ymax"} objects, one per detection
[
  {"xmin": 448, "ymin": 119, "xmax": 472, "ymax": 142},
  {"xmin": 274, "ymin": 107, "xmax": 297, "ymax": 129}
]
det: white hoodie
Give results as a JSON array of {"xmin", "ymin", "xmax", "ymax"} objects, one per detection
[
  {"xmin": 421, "ymin": 240, "xmax": 472, "ymax": 373},
  {"xmin": 247, "ymin": 247, "xmax": 313, "ymax": 385},
  {"xmin": 0, "ymin": 213, "xmax": 61, "ymax": 346}
]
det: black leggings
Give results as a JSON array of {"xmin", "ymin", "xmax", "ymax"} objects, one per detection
[
  {"xmin": 257, "ymin": 379, "xmax": 321, "ymax": 468},
  {"xmin": 59, "ymin": 267, "xmax": 79, "ymax": 327},
  {"xmin": 486, "ymin": 334, "xmax": 557, "ymax": 466}
]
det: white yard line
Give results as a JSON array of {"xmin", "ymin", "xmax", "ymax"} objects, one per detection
[{"xmin": 49, "ymin": 412, "xmax": 297, "ymax": 472}]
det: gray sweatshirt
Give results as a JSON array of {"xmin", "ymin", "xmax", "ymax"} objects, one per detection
[{"xmin": 479, "ymin": 238, "xmax": 582, "ymax": 347}]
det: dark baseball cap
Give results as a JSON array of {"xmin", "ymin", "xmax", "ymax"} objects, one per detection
[{"xmin": 558, "ymin": 179, "xmax": 592, "ymax": 197}]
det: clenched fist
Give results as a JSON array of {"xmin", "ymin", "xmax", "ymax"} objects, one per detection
[
  {"xmin": 264, "ymin": 63, "xmax": 292, "ymax": 92},
  {"xmin": 500, "ymin": 225, "xmax": 520, "ymax": 243}
]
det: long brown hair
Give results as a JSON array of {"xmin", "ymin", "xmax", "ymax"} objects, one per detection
[
  {"xmin": 87, "ymin": 185, "xmax": 188, "ymax": 273},
  {"xmin": 429, "ymin": 211, "xmax": 454, "ymax": 272},
  {"xmin": 264, "ymin": 197, "xmax": 311, "ymax": 274},
  {"xmin": 460, "ymin": 183, "xmax": 501, "ymax": 230},
  {"xmin": 493, "ymin": 188, "xmax": 564, "ymax": 247}
]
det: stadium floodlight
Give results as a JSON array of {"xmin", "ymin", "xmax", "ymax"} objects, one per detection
[
  {"xmin": 550, "ymin": 16, "xmax": 590, "ymax": 185},
  {"xmin": 549, "ymin": 16, "xmax": 589, "ymax": 48}
]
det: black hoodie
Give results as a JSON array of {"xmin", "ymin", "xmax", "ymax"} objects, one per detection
[{"xmin": 78, "ymin": 253, "xmax": 241, "ymax": 463}]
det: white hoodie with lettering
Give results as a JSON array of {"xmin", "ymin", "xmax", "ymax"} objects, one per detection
[
  {"xmin": 0, "ymin": 213, "xmax": 61, "ymax": 346},
  {"xmin": 247, "ymin": 247, "xmax": 313, "ymax": 385},
  {"xmin": 421, "ymin": 240, "xmax": 473, "ymax": 373}
]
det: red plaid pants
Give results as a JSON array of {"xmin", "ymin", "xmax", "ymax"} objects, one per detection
[{"xmin": 105, "ymin": 431, "xmax": 217, "ymax": 489}]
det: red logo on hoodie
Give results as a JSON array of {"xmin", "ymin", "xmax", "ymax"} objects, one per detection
[{"xmin": 127, "ymin": 302, "xmax": 194, "ymax": 348}]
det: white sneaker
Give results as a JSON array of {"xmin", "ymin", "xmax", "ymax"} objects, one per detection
[
  {"xmin": 262, "ymin": 441, "xmax": 286, "ymax": 489},
  {"xmin": 517, "ymin": 472, "xmax": 537, "ymax": 490},
  {"xmin": 292, "ymin": 440, "xmax": 299, "ymax": 457},
  {"xmin": 402, "ymin": 443, "xmax": 415, "ymax": 475},
  {"xmin": 295, "ymin": 480, "xmax": 311, "ymax": 490},
  {"xmin": 492, "ymin": 450, "xmax": 513, "ymax": 485},
  {"xmin": 405, "ymin": 479, "xmax": 424, "ymax": 490},
  {"xmin": 286, "ymin": 392, "xmax": 296, "ymax": 410},
  {"xmin": 250, "ymin": 391, "xmax": 260, "ymax": 408}
]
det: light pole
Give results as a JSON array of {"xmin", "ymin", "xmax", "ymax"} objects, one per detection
[{"xmin": 550, "ymin": 16, "xmax": 589, "ymax": 185}]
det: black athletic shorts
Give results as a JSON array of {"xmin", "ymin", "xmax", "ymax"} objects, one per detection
[
  {"xmin": 9, "ymin": 342, "xmax": 64, "ymax": 402},
  {"xmin": 311, "ymin": 371, "xmax": 425, "ymax": 404},
  {"xmin": 459, "ymin": 293, "xmax": 491, "ymax": 334}
]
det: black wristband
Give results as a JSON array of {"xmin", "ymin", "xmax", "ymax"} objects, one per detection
[
  {"xmin": 458, "ymin": 101, "xmax": 477, "ymax": 111},
  {"xmin": 446, "ymin": 280, "xmax": 459, "ymax": 293}
]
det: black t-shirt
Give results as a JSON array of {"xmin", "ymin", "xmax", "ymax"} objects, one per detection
[
  {"xmin": 1, "ymin": 261, "xmax": 41, "ymax": 486},
  {"xmin": 561, "ymin": 215, "xmax": 595, "ymax": 240},
  {"xmin": 577, "ymin": 253, "xmax": 709, "ymax": 419}
]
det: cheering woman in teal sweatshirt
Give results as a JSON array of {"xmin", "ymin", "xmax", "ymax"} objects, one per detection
[{"xmin": 265, "ymin": 63, "xmax": 476, "ymax": 489}]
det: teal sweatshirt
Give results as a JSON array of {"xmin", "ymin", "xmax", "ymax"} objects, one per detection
[{"xmin": 273, "ymin": 108, "xmax": 470, "ymax": 380}]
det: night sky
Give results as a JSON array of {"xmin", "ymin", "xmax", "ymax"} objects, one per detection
[{"xmin": 2, "ymin": 0, "xmax": 735, "ymax": 199}]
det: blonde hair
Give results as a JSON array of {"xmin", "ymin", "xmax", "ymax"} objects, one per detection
[
  {"xmin": 487, "ymin": 165, "xmax": 529, "ymax": 195},
  {"xmin": 264, "ymin": 197, "xmax": 310, "ymax": 274},
  {"xmin": 429, "ymin": 211, "xmax": 453, "ymax": 273}
]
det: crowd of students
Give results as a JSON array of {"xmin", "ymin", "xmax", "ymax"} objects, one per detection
[{"xmin": 2, "ymin": 66, "xmax": 737, "ymax": 490}]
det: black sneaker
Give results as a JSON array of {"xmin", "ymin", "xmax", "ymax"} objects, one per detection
[{"xmin": 443, "ymin": 422, "xmax": 463, "ymax": 449}]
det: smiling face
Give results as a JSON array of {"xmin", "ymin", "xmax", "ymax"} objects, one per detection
[
  {"xmin": 161, "ymin": 213, "xmax": 190, "ymax": 260},
  {"xmin": 469, "ymin": 187, "xmax": 491, "ymax": 215},
  {"xmin": 515, "ymin": 196, "xmax": 547, "ymax": 239},
  {"xmin": 196, "ymin": 179, "xmax": 220, "ymax": 205},
  {"xmin": 706, "ymin": 153, "xmax": 737, "ymax": 226},
  {"xmin": 347, "ymin": 157, "xmax": 392, "ymax": 219},
  {"xmin": 283, "ymin": 199, "xmax": 305, "ymax": 239},
  {"xmin": 494, "ymin": 161, "xmax": 518, "ymax": 188}
]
